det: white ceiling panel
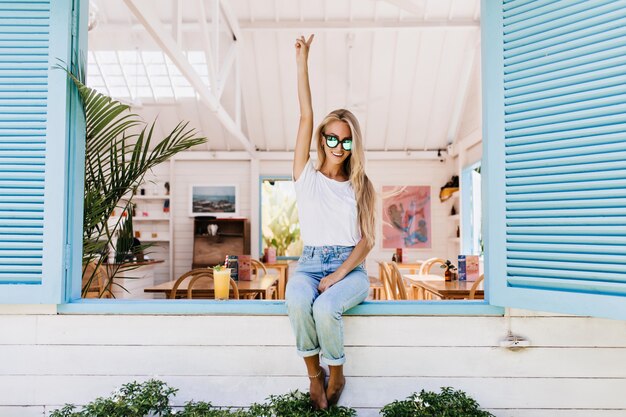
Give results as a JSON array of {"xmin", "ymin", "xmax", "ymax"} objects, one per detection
[{"xmin": 87, "ymin": 0, "xmax": 481, "ymax": 153}]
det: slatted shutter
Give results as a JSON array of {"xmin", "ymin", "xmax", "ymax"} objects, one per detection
[
  {"xmin": 0, "ymin": 0, "xmax": 76, "ymax": 303},
  {"xmin": 483, "ymin": 0, "xmax": 626, "ymax": 319}
]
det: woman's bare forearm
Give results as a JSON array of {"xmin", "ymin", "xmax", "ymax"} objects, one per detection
[
  {"xmin": 293, "ymin": 35, "xmax": 315, "ymax": 180},
  {"xmin": 335, "ymin": 238, "xmax": 373, "ymax": 279},
  {"xmin": 297, "ymin": 63, "xmax": 313, "ymax": 119}
]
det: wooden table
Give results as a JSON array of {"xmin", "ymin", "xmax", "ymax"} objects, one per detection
[
  {"xmin": 263, "ymin": 261, "xmax": 291, "ymax": 299},
  {"xmin": 403, "ymin": 276, "xmax": 484, "ymax": 300},
  {"xmin": 144, "ymin": 275, "xmax": 278, "ymax": 300}
]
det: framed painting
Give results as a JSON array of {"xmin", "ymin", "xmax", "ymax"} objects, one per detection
[
  {"xmin": 382, "ymin": 186, "xmax": 431, "ymax": 249},
  {"xmin": 190, "ymin": 185, "xmax": 238, "ymax": 217}
]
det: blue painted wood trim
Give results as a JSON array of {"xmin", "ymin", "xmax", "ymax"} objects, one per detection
[
  {"xmin": 460, "ymin": 165, "xmax": 473, "ymax": 254},
  {"xmin": 481, "ymin": 0, "xmax": 505, "ymax": 309},
  {"xmin": 258, "ymin": 175, "xmax": 293, "ymax": 258},
  {"xmin": 36, "ymin": 0, "xmax": 73, "ymax": 303},
  {"xmin": 58, "ymin": 299, "xmax": 503, "ymax": 315},
  {"xmin": 65, "ymin": 0, "xmax": 88, "ymax": 302}
]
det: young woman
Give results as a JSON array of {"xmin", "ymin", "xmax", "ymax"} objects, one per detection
[{"xmin": 285, "ymin": 34, "xmax": 376, "ymax": 410}]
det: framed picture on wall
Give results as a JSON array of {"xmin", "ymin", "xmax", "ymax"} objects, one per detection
[
  {"xmin": 381, "ymin": 186, "xmax": 431, "ymax": 249},
  {"xmin": 190, "ymin": 185, "xmax": 239, "ymax": 217}
]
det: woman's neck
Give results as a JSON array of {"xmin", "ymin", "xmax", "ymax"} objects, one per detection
[{"xmin": 320, "ymin": 162, "xmax": 348, "ymax": 181}]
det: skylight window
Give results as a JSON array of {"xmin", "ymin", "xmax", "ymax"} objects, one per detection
[{"xmin": 86, "ymin": 50, "xmax": 210, "ymax": 101}]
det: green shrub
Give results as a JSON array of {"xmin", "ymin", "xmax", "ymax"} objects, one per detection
[
  {"xmin": 176, "ymin": 401, "xmax": 249, "ymax": 417},
  {"xmin": 50, "ymin": 379, "xmax": 177, "ymax": 417},
  {"xmin": 250, "ymin": 390, "xmax": 357, "ymax": 417},
  {"xmin": 48, "ymin": 381, "xmax": 356, "ymax": 417},
  {"xmin": 379, "ymin": 387, "xmax": 494, "ymax": 417}
]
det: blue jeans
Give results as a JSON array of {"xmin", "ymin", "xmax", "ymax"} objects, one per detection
[{"xmin": 285, "ymin": 245, "xmax": 370, "ymax": 366}]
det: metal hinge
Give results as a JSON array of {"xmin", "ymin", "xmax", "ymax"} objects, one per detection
[{"xmin": 64, "ymin": 245, "xmax": 71, "ymax": 270}]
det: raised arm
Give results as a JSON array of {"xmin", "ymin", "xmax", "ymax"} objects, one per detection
[{"xmin": 293, "ymin": 34, "xmax": 314, "ymax": 181}]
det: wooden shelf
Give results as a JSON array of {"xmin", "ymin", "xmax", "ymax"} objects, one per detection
[
  {"xmin": 133, "ymin": 217, "xmax": 170, "ymax": 222},
  {"xmin": 133, "ymin": 195, "xmax": 170, "ymax": 200},
  {"xmin": 192, "ymin": 217, "xmax": 250, "ymax": 267}
]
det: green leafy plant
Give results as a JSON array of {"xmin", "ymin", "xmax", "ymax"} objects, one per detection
[
  {"xmin": 49, "ymin": 379, "xmax": 178, "ymax": 417},
  {"xmin": 48, "ymin": 382, "xmax": 357, "ymax": 417},
  {"xmin": 176, "ymin": 401, "xmax": 249, "ymax": 417},
  {"xmin": 380, "ymin": 387, "xmax": 494, "ymax": 417},
  {"xmin": 249, "ymin": 390, "xmax": 356, "ymax": 417},
  {"xmin": 60, "ymin": 61, "xmax": 205, "ymax": 297},
  {"xmin": 261, "ymin": 181, "xmax": 302, "ymax": 257},
  {"xmin": 440, "ymin": 260, "xmax": 457, "ymax": 273}
]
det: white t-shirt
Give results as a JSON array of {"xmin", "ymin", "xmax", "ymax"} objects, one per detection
[{"xmin": 294, "ymin": 160, "xmax": 361, "ymax": 247}]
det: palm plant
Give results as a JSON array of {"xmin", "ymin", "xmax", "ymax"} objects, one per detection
[{"xmin": 63, "ymin": 62, "xmax": 206, "ymax": 298}]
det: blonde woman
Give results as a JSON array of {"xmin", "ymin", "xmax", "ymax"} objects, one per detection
[{"xmin": 285, "ymin": 34, "xmax": 376, "ymax": 410}]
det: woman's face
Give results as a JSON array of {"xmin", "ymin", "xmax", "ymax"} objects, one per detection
[{"xmin": 322, "ymin": 120, "xmax": 352, "ymax": 166}]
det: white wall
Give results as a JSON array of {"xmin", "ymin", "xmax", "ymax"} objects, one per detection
[
  {"xmin": 1, "ymin": 308, "xmax": 625, "ymax": 416},
  {"xmin": 169, "ymin": 157, "xmax": 457, "ymax": 279}
]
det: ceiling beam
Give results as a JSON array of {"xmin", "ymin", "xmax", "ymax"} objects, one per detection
[
  {"xmin": 172, "ymin": 0, "xmax": 182, "ymax": 45},
  {"xmin": 219, "ymin": 0, "xmax": 242, "ymax": 41},
  {"xmin": 381, "ymin": 0, "xmax": 425, "ymax": 16},
  {"xmin": 174, "ymin": 150, "xmax": 443, "ymax": 161},
  {"xmin": 93, "ymin": 19, "xmax": 479, "ymax": 36},
  {"xmin": 238, "ymin": 19, "xmax": 479, "ymax": 30},
  {"xmin": 123, "ymin": 0, "xmax": 256, "ymax": 156},
  {"xmin": 446, "ymin": 30, "xmax": 480, "ymax": 145},
  {"xmin": 197, "ymin": 0, "xmax": 217, "ymax": 91}
]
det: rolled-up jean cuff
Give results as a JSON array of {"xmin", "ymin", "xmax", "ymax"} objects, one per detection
[
  {"xmin": 297, "ymin": 347, "xmax": 320, "ymax": 358},
  {"xmin": 320, "ymin": 354, "xmax": 346, "ymax": 366}
]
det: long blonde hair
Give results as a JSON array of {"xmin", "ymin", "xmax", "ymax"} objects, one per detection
[{"xmin": 314, "ymin": 109, "xmax": 376, "ymax": 248}]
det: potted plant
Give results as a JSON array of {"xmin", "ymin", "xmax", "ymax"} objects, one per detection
[{"xmin": 440, "ymin": 260, "xmax": 457, "ymax": 282}]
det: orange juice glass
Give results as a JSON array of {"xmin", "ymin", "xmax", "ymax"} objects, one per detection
[{"xmin": 213, "ymin": 268, "xmax": 231, "ymax": 300}]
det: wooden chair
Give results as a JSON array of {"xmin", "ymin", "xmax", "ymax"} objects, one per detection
[
  {"xmin": 250, "ymin": 259, "xmax": 278, "ymax": 299},
  {"xmin": 390, "ymin": 261, "xmax": 410, "ymax": 300},
  {"xmin": 251, "ymin": 259, "xmax": 268, "ymax": 278},
  {"xmin": 469, "ymin": 274, "xmax": 484, "ymax": 300},
  {"xmin": 379, "ymin": 262, "xmax": 396, "ymax": 300},
  {"xmin": 379, "ymin": 262, "xmax": 411, "ymax": 300},
  {"xmin": 368, "ymin": 276, "xmax": 384, "ymax": 300},
  {"xmin": 168, "ymin": 269, "xmax": 239, "ymax": 300},
  {"xmin": 419, "ymin": 257, "xmax": 446, "ymax": 275},
  {"xmin": 82, "ymin": 262, "xmax": 112, "ymax": 298}
]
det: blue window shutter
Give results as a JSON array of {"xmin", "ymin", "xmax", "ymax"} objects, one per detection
[
  {"xmin": 483, "ymin": 0, "xmax": 626, "ymax": 320},
  {"xmin": 0, "ymin": 0, "xmax": 76, "ymax": 303}
]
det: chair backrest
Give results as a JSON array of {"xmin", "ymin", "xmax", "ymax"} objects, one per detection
[
  {"xmin": 390, "ymin": 261, "xmax": 409, "ymax": 300},
  {"xmin": 469, "ymin": 274, "xmax": 484, "ymax": 300},
  {"xmin": 379, "ymin": 262, "xmax": 396, "ymax": 300},
  {"xmin": 82, "ymin": 262, "xmax": 111, "ymax": 298},
  {"xmin": 169, "ymin": 269, "xmax": 212, "ymax": 299},
  {"xmin": 251, "ymin": 259, "xmax": 268, "ymax": 278},
  {"xmin": 169, "ymin": 268, "xmax": 241, "ymax": 300},
  {"xmin": 187, "ymin": 272, "xmax": 240, "ymax": 300},
  {"xmin": 419, "ymin": 258, "xmax": 446, "ymax": 275}
]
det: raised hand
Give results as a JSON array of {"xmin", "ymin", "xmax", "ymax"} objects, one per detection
[{"xmin": 295, "ymin": 34, "xmax": 314, "ymax": 66}]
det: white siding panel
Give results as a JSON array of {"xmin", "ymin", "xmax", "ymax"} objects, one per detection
[
  {"xmin": 0, "ymin": 406, "xmax": 44, "ymax": 417},
  {"xmin": 1, "ymin": 345, "xmax": 625, "ymax": 379},
  {"xmin": 0, "ymin": 313, "xmax": 624, "ymax": 415},
  {"xmin": 2, "ymin": 374, "xmax": 625, "ymax": 410}
]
